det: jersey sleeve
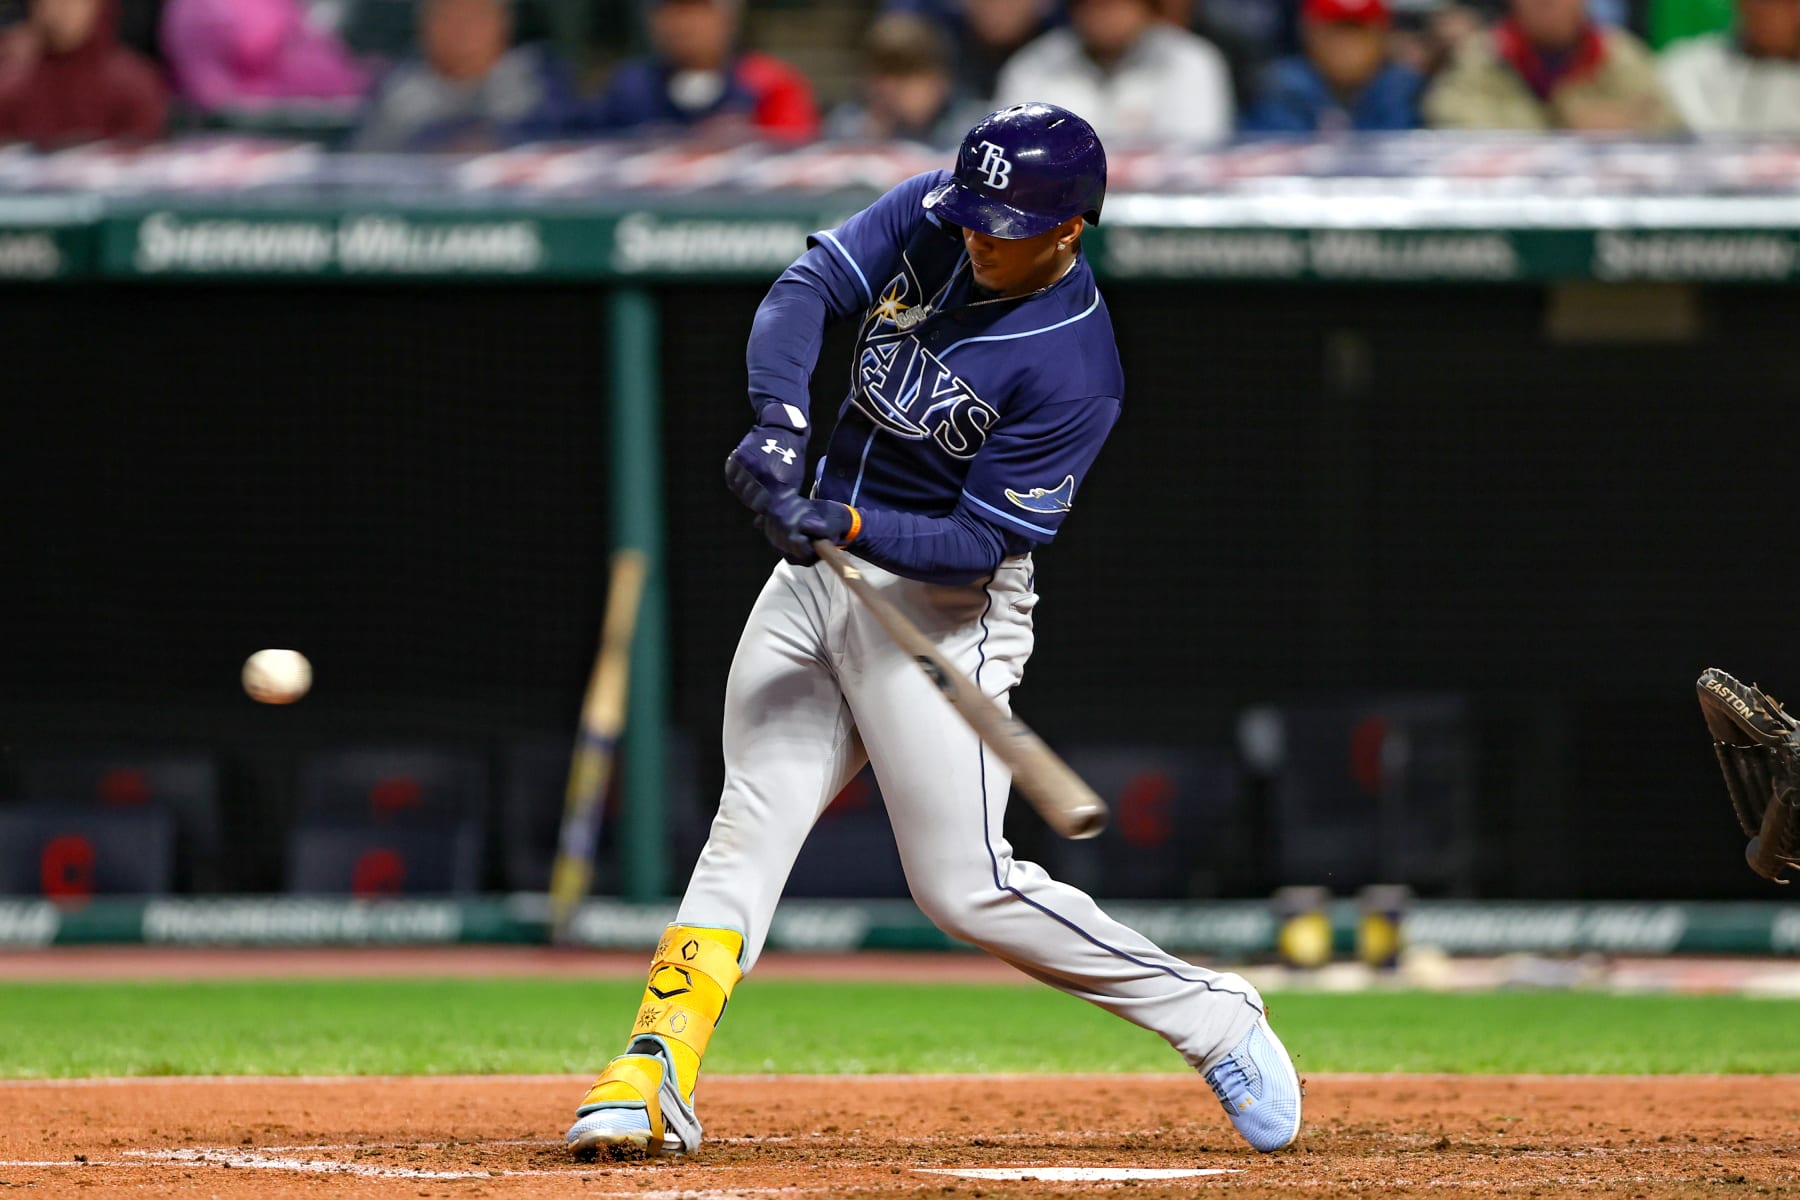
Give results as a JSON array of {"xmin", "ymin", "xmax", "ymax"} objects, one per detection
[
  {"xmin": 745, "ymin": 169, "xmax": 950, "ymax": 424},
  {"xmin": 954, "ymin": 394, "xmax": 1121, "ymax": 544},
  {"xmin": 803, "ymin": 170, "xmax": 949, "ymax": 311}
]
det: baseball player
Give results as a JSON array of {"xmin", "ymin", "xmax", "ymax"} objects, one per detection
[{"xmin": 567, "ymin": 102, "xmax": 1301, "ymax": 1160}]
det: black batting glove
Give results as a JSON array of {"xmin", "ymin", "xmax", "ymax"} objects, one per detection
[
  {"xmin": 757, "ymin": 491, "xmax": 857, "ymax": 566},
  {"xmin": 724, "ymin": 402, "xmax": 809, "ymax": 514}
]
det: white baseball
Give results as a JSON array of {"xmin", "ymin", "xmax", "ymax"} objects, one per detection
[{"xmin": 242, "ymin": 648, "xmax": 312, "ymax": 704}]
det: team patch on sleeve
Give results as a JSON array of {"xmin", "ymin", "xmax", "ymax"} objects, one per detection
[{"xmin": 1004, "ymin": 475, "xmax": 1075, "ymax": 515}]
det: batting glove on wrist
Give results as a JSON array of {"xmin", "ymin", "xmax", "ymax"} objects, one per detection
[
  {"xmin": 756, "ymin": 491, "xmax": 856, "ymax": 566},
  {"xmin": 724, "ymin": 403, "xmax": 809, "ymax": 514}
]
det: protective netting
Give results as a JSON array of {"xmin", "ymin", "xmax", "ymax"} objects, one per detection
[
  {"xmin": 4, "ymin": 281, "xmax": 1798, "ymax": 897},
  {"xmin": 5, "ymin": 284, "xmax": 611, "ymax": 710}
]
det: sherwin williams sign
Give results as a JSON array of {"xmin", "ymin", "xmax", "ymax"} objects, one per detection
[
  {"xmin": 124, "ymin": 212, "xmax": 548, "ymax": 276},
  {"xmin": 1098, "ymin": 228, "xmax": 1523, "ymax": 282},
  {"xmin": 0, "ymin": 230, "xmax": 65, "ymax": 279},
  {"xmin": 1592, "ymin": 230, "xmax": 1800, "ymax": 281},
  {"xmin": 608, "ymin": 211, "xmax": 815, "ymax": 274},
  {"xmin": 84, "ymin": 210, "xmax": 1800, "ymax": 284}
]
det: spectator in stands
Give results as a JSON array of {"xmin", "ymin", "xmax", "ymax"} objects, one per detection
[
  {"xmin": 1424, "ymin": 0, "xmax": 1682, "ymax": 128},
  {"xmin": 0, "ymin": 0, "xmax": 165, "ymax": 144},
  {"xmin": 1388, "ymin": 2, "xmax": 1486, "ymax": 82},
  {"xmin": 161, "ymin": 0, "xmax": 371, "ymax": 115},
  {"xmin": 576, "ymin": 0, "xmax": 818, "ymax": 140},
  {"xmin": 885, "ymin": 0, "xmax": 1060, "ymax": 100},
  {"xmin": 0, "ymin": 8, "xmax": 30, "ymax": 71},
  {"xmin": 826, "ymin": 13, "xmax": 989, "ymax": 145},
  {"xmin": 1156, "ymin": 0, "xmax": 1283, "ymax": 109},
  {"xmin": 1242, "ymin": 0, "xmax": 1422, "ymax": 130},
  {"xmin": 1659, "ymin": 0, "xmax": 1800, "ymax": 130},
  {"xmin": 3, "ymin": 0, "xmax": 158, "ymax": 60},
  {"xmin": 995, "ymin": 0, "xmax": 1234, "ymax": 142},
  {"xmin": 351, "ymin": 0, "xmax": 577, "ymax": 151}
]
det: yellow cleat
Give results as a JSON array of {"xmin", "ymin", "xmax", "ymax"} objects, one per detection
[
  {"xmin": 566, "ymin": 925, "xmax": 744, "ymax": 1158},
  {"xmin": 567, "ymin": 1053, "xmax": 677, "ymax": 1158}
]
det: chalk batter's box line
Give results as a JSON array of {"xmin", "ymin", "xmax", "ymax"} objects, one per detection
[
  {"xmin": 0, "ymin": 1146, "xmax": 1248, "ymax": 1193},
  {"xmin": 0, "ymin": 1147, "xmax": 814, "ymax": 1196}
]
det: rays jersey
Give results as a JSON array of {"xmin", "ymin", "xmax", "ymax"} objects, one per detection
[{"xmin": 747, "ymin": 170, "xmax": 1123, "ymax": 580}]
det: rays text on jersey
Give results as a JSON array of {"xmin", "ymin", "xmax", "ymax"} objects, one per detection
[{"xmin": 856, "ymin": 338, "xmax": 999, "ymax": 459}]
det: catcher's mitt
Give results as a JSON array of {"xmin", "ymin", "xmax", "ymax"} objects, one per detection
[{"xmin": 1697, "ymin": 667, "xmax": 1800, "ymax": 883}]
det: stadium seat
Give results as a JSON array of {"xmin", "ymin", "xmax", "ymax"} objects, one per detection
[
  {"xmin": 284, "ymin": 823, "xmax": 485, "ymax": 895},
  {"xmin": 17, "ymin": 753, "xmax": 223, "ymax": 891},
  {"xmin": 1248, "ymin": 696, "xmax": 1475, "ymax": 893},
  {"xmin": 297, "ymin": 746, "xmax": 489, "ymax": 825},
  {"xmin": 287, "ymin": 746, "xmax": 490, "ymax": 895},
  {"xmin": 1045, "ymin": 746, "xmax": 1243, "ymax": 899},
  {"xmin": 0, "ymin": 804, "xmax": 176, "ymax": 898},
  {"xmin": 339, "ymin": 0, "xmax": 556, "ymax": 58}
]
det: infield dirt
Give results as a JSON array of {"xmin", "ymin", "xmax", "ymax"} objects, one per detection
[{"xmin": 2, "ymin": 1073, "xmax": 1795, "ymax": 1198}]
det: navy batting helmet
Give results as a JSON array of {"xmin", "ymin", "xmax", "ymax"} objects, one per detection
[{"xmin": 922, "ymin": 103, "xmax": 1106, "ymax": 240}]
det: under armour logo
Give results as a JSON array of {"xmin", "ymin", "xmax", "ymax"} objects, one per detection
[
  {"xmin": 762, "ymin": 439, "xmax": 797, "ymax": 465},
  {"xmin": 975, "ymin": 141, "xmax": 1012, "ymax": 190}
]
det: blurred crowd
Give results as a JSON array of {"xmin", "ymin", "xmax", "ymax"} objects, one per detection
[{"xmin": 0, "ymin": 0, "xmax": 1794, "ymax": 150}]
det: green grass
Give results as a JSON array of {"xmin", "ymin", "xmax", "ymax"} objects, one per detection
[{"xmin": 1, "ymin": 980, "xmax": 1796, "ymax": 1078}]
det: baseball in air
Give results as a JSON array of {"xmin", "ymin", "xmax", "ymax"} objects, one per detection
[{"xmin": 242, "ymin": 649, "xmax": 312, "ymax": 704}]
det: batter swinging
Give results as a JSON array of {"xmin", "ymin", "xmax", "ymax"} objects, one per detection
[{"xmin": 566, "ymin": 103, "xmax": 1302, "ymax": 1159}]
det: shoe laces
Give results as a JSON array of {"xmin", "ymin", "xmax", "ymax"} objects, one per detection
[{"xmin": 1204, "ymin": 1044, "xmax": 1261, "ymax": 1110}]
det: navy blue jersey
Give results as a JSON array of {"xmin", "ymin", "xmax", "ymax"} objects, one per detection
[{"xmin": 745, "ymin": 171, "xmax": 1123, "ymax": 579}]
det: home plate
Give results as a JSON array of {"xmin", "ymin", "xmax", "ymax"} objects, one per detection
[{"xmin": 916, "ymin": 1168, "xmax": 1239, "ymax": 1182}]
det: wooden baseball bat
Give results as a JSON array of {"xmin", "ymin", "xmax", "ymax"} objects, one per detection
[
  {"xmin": 548, "ymin": 549, "xmax": 648, "ymax": 944},
  {"xmin": 813, "ymin": 540, "xmax": 1107, "ymax": 840}
]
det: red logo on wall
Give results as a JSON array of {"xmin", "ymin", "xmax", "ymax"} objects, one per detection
[
  {"xmin": 40, "ymin": 835, "xmax": 96, "ymax": 901},
  {"xmin": 368, "ymin": 777, "xmax": 423, "ymax": 818},
  {"xmin": 1118, "ymin": 771, "xmax": 1176, "ymax": 848},
  {"xmin": 351, "ymin": 848, "xmax": 407, "ymax": 895},
  {"xmin": 98, "ymin": 769, "xmax": 150, "ymax": 806},
  {"xmin": 1349, "ymin": 715, "xmax": 1389, "ymax": 797}
]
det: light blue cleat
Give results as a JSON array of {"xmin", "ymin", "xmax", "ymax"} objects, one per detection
[
  {"xmin": 1203, "ymin": 1015, "xmax": 1303, "ymax": 1152},
  {"xmin": 566, "ymin": 1106, "xmax": 668, "ymax": 1158}
]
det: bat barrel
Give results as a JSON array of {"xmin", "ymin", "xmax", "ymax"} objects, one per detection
[{"xmin": 1062, "ymin": 804, "xmax": 1108, "ymax": 840}]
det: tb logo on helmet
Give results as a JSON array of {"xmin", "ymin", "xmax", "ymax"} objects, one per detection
[
  {"xmin": 975, "ymin": 141, "xmax": 1012, "ymax": 190},
  {"xmin": 924, "ymin": 105, "xmax": 1105, "ymax": 240}
]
